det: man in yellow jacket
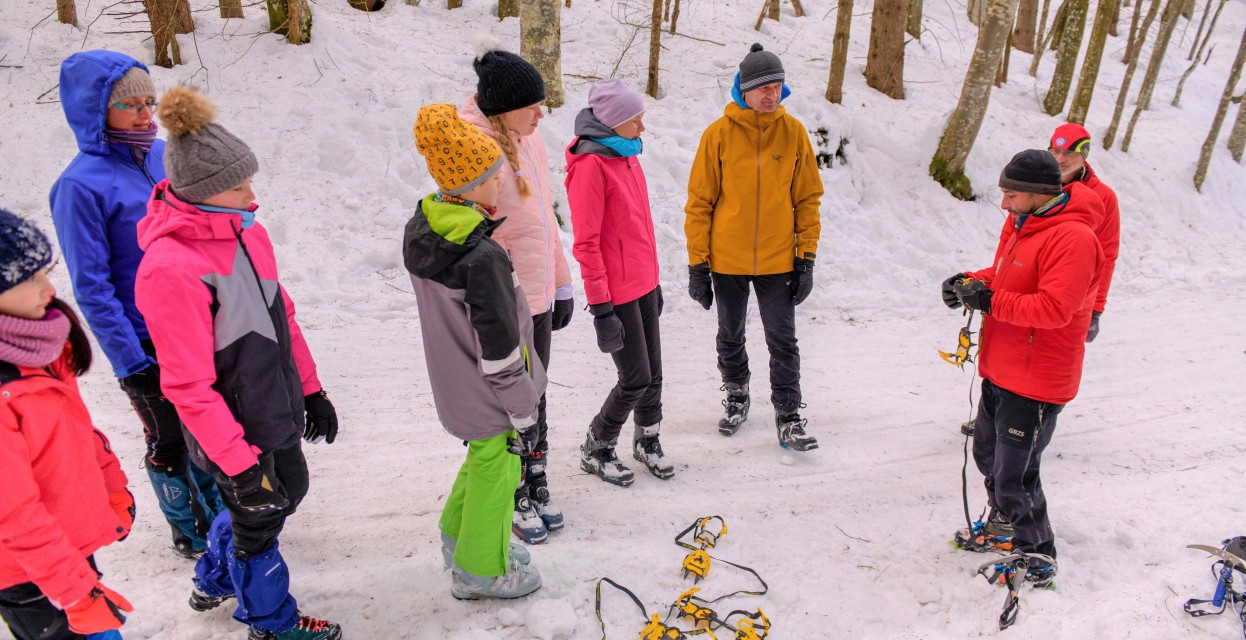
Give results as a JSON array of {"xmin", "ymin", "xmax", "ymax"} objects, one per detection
[{"xmin": 684, "ymin": 43, "xmax": 824, "ymax": 452}]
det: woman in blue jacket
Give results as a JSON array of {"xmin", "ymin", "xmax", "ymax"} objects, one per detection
[{"xmin": 48, "ymin": 50, "xmax": 224, "ymax": 560}]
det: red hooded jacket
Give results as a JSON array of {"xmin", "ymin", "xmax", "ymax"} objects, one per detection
[
  {"xmin": 0, "ymin": 347, "xmax": 128, "ymax": 607},
  {"xmin": 965, "ymin": 183, "xmax": 1105, "ymax": 404},
  {"xmin": 1066, "ymin": 163, "xmax": 1119, "ymax": 313}
]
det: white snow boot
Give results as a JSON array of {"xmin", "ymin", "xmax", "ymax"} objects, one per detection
[{"xmin": 632, "ymin": 423, "xmax": 675, "ymax": 479}]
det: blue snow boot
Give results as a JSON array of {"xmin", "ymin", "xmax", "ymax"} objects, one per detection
[
  {"xmin": 146, "ymin": 466, "xmax": 208, "ymax": 558},
  {"xmin": 525, "ymin": 447, "xmax": 564, "ymax": 531}
]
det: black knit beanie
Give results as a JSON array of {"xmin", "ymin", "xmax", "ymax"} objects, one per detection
[
  {"xmin": 739, "ymin": 43, "xmax": 784, "ymax": 92},
  {"xmin": 473, "ymin": 36, "xmax": 546, "ymax": 117},
  {"xmin": 999, "ymin": 149, "xmax": 1063, "ymax": 196}
]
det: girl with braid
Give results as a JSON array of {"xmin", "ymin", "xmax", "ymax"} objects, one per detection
[{"xmin": 460, "ymin": 35, "xmax": 573, "ymax": 546}]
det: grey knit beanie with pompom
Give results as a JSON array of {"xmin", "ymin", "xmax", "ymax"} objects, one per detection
[{"xmin": 157, "ymin": 86, "xmax": 258, "ymax": 203}]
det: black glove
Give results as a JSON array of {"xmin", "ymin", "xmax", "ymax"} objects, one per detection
[
  {"xmin": 792, "ymin": 257, "xmax": 815, "ymax": 305},
  {"xmin": 229, "ymin": 464, "xmax": 290, "ymax": 513},
  {"xmin": 688, "ymin": 263, "xmax": 713, "ymax": 310},
  {"xmin": 953, "ymin": 278, "xmax": 993, "ymax": 315},
  {"xmin": 1086, "ymin": 311, "xmax": 1102, "ymax": 343},
  {"xmin": 590, "ymin": 302, "xmax": 625, "ymax": 354},
  {"xmin": 552, "ymin": 296, "xmax": 574, "ymax": 331},
  {"xmin": 303, "ymin": 389, "xmax": 338, "ymax": 444},
  {"xmin": 119, "ymin": 362, "xmax": 161, "ymax": 396},
  {"xmin": 507, "ymin": 424, "xmax": 540, "ymax": 457},
  {"xmin": 941, "ymin": 273, "xmax": 966, "ymax": 309}
]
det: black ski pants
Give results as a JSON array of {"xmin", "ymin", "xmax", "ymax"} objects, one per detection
[
  {"xmin": 712, "ymin": 272, "xmax": 801, "ymax": 414},
  {"xmin": 0, "ymin": 558, "xmax": 98, "ymax": 640},
  {"xmin": 590, "ymin": 287, "xmax": 664, "ymax": 442},
  {"xmin": 530, "ymin": 311, "xmax": 552, "ymax": 451},
  {"xmin": 118, "ymin": 339, "xmax": 191, "ymax": 472},
  {"xmin": 972, "ymin": 378, "xmax": 1063, "ymax": 558},
  {"xmin": 212, "ymin": 442, "xmax": 310, "ymax": 556}
]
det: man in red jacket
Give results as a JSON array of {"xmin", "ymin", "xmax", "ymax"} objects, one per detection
[
  {"xmin": 942, "ymin": 150, "xmax": 1103, "ymax": 587},
  {"xmin": 1049, "ymin": 123, "xmax": 1119, "ymax": 343}
]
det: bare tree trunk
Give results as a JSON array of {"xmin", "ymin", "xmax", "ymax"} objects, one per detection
[
  {"xmin": 146, "ymin": 0, "xmax": 182, "ymax": 67},
  {"xmin": 768, "ymin": 0, "xmax": 780, "ymax": 20},
  {"xmin": 57, "ymin": 0, "xmax": 78, "ymax": 26},
  {"xmin": 930, "ymin": 0, "xmax": 1021, "ymax": 200},
  {"xmin": 997, "ymin": 29, "xmax": 1012, "ymax": 85},
  {"xmin": 499, "ymin": 0, "xmax": 519, "ymax": 18},
  {"xmin": 1188, "ymin": 0, "xmax": 1212, "ymax": 58},
  {"xmin": 865, "ymin": 0, "xmax": 909, "ymax": 99},
  {"xmin": 1013, "ymin": 0, "xmax": 1038, "ymax": 52},
  {"xmin": 520, "ymin": 0, "xmax": 564, "ymax": 108},
  {"xmin": 1173, "ymin": 0, "xmax": 1225, "ymax": 106},
  {"xmin": 1180, "ymin": 0, "xmax": 1194, "ymax": 19},
  {"xmin": 1043, "ymin": 0, "xmax": 1088, "ymax": 115},
  {"xmin": 173, "ymin": 0, "xmax": 193, "ymax": 34},
  {"xmin": 1109, "ymin": 0, "xmax": 1121, "ymax": 35},
  {"xmin": 1028, "ymin": 0, "xmax": 1054, "ymax": 75},
  {"xmin": 826, "ymin": 0, "xmax": 854, "ymax": 103},
  {"xmin": 1105, "ymin": 0, "xmax": 1161, "ymax": 148},
  {"xmin": 791, "ymin": 0, "xmax": 806, "ymax": 17},
  {"xmin": 1068, "ymin": 0, "xmax": 1118, "ymax": 122},
  {"xmin": 1121, "ymin": 0, "xmax": 1182, "ymax": 150},
  {"xmin": 647, "ymin": 0, "xmax": 662, "ymax": 97},
  {"xmin": 1124, "ymin": 0, "xmax": 1147, "ymax": 59},
  {"xmin": 267, "ymin": 0, "xmax": 312, "ymax": 44},
  {"xmin": 669, "ymin": 0, "xmax": 681, "ymax": 33},
  {"xmin": 221, "ymin": 0, "xmax": 244, "ymax": 18},
  {"xmin": 969, "ymin": 0, "xmax": 987, "ymax": 26},
  {"xmin": 447, "ymin": 0, "xmax": 462, "ymax": 8},
  {"xmin": 1228, "ymin": 98, "xmax": 1246, "ymax": 162},
  {"xmin": 1194, "ymin": 25, "xmax": 1246, "ymax": 189},
  {"xmin": 908, "ymin": 0, "xmax": 923, "ymax": 39}
]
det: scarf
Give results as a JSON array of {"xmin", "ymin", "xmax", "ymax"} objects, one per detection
[
  {"xmin": 106, "ymin": 123, "xmax": 158, "ymax": 153},
  {"xmin": 590, "ymin": 135, "xmax": 643, "ymax": 157},
  {"xmin": 0, "ymin": 308, "xmax": 69, "ymax": 369},
  {"xmin": 196, "ymin": 203, "xmax": 259, "ymax": 230},
  {"xmin": 436, "ymin": 192, "xmax": 499, "ymax": 219}
]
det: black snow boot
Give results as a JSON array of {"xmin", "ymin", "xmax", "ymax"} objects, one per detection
[
  {"xmin": 776, "ymin": 412, "xmax": 819, "ymax": 451},
  {"xmin": 580, "ymin": 430, "xmax": 635, "ymax": 487},
  {"xmin": 718, "ymin": 382, "xmax": 750, "ymax": 435},
  {"xmin": 632, "ymin": 423, "xmax": 675, "ymax": 479}
]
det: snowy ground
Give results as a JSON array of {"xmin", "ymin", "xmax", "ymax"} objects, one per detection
[{"xmin": 3, "ymin": 0, "xmax": 1246, "ymax": 637}]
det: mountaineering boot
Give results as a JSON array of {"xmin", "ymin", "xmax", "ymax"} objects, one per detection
[
  {"xmin": 985, "ymin": 508, "xmax": 1014, "ymax": 537},
  {"xmin": 525, "ymin": 448, "xmax": 564, "ymax": 531},
  {"xmin": 579, "ymin": 430, "xmax": 635, "ymax": 487},
  {"xmin": 718, "ymin": 383, "xmax": 750, "ymax": 435},
  {"xmin": 511, "ymin": 481, "xmax": 548, "ymax": 544},
  {"xmin": 188, "ymin": 586, "xmax": 235, "ymax": 612},
  {"xmin": 440, "ymin": 532, "xmax": 529, "ymax": 571},
  {"xmin": 247, "ymin": 614, "xmax": 342, "ymax": 640},
  {"xmin": 632, "ymin": 423, "xmax": 675, "ymax": 479},
  {"xmin": 451, "ymin": 563, "xmax": 542, "ymax": 600},
  {"xmin": 1024, "ymin": 556, "xmax": 1057, "ymax": 589},
  {"xmin": 776, "ymin": 413, "xmax": 819, "ymax": 451},
  {"xmin": 953, "ymin": 516, "xmax": 1014, "ymax": 553},
  {"xmin": 147, "ymin": 466, "xmax": 208, "ymax": 558}
]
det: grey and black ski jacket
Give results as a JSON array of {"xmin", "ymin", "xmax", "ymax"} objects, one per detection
[{"xmin": 403, "ymin": 194, "xmax": 546, "ymax": 441}]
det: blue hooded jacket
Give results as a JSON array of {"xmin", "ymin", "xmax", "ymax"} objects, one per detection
[{"xmin": 49, "ymin": 50, "xmax": 166, "ymax": 378}]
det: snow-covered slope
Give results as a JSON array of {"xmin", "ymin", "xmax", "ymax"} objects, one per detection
[{"xmin": 2, "ymin": 0, "xmax": 1245, "ymax": 637}]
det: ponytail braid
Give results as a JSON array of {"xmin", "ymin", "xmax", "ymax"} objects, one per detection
[{"xmin": 488, "ymin": 115, "xmax": 532, "ymax": 199}]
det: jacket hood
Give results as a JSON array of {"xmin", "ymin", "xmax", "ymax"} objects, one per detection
[
  {"xmin": 567, "ymin": 108, "xmax": 622, "ymax": 159},
  {"xmin": 1019, "ymin": 182, "xmax": 1102, "ymax": 238},
  {"xmin": 59, "ymin": 51, "xmax": 151, "ymax": 156},
  {"xmin": 137, "ymin": 180, "xmax": 244, "ymax": 250},
  {"xmin": 723, "ymin": 102, "xmax": 787, "ymax": 132},
  {"xmin": 403, "ymin": 194, "xmax": 500, "ymax": 279}
]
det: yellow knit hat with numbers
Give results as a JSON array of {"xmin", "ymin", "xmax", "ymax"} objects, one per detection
[{"xmin": 413, "ymin": 103, "xmax": 504, "ymax": 196}]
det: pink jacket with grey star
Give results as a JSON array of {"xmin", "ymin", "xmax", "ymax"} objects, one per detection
[{"xmin": 135, "ymin": 180, "xmax": 321, "ymax": 477}]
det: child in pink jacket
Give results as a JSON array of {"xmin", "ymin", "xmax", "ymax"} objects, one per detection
[
  {"xmin": 134, "ymin": 87, "xmax": 341, "ymax": 640},
  {"xmin": 564, "ymin": 80, "xmax": 672, "ymax": 487},
  {"xmin": 463, "ymin": 36, "xmax": 573, "ymax": 543},
  {"xmin": 0, "ymin": 208, "xmax": 134, "ymax": 640}
]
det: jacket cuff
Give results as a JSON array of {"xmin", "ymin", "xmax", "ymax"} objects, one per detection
[{"xmin": 555, "ymin": 284, "xmax": 574, "ymax": 300}]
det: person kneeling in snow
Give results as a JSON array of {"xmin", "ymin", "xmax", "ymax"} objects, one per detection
[
  {"xmin": 404, "ymin": 103, "xmax": 545, "ymax": 600},
  {"xmin": 942, "ymin": 150, "xmax": 1103, "ymax": 587},
  {"xmin": 134, "ymin": 87, "xmax": 342, "ymax": 640}
]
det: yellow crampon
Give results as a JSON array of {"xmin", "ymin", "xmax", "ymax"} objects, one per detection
[
  {"xmin": 682, "ymin": 549, "xmax": 712, "ymax": 582},
  {"xmin": 640, "ymin": 613, "xmax": 686, "ymax": 640},
  {"xmin": 731, "ymin": 610, "xmax": 769, "ymax": 640},
  {"xmin": 675, "ymin": 587, "xmax": 718, "ymax": 628},
  {"xmin": 677, "ymin": 516, "xmax": 728, "ymax": 581},
  {"xmin": 939, "ymin": 310, "xmax": 977, "ymax": 368}
]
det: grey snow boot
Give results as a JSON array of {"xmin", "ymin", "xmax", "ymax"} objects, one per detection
[
  {"xmin": 579, "ymin": 430, "xmax": 635, "ymax": 487},
  {"xmin": 776, "ymin": 412, "xmax": 819, "ymax": 451},
  {"xmin": 451, "ymin": 562, "xmax": 542, "ymax": 600},
  {"xmin": 632, "ymin": 423, "xmax": 675, "ymax": 479},
  {"xmin": 984, "ymin": 508, "xmax": 1014, "ymax": 537},
  {"xmin": 718, "ymin": 382, "xmax": 750, "ymax": 435}
]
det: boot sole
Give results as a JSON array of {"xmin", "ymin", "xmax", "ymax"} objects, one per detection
[
  {"xmin": 452, "ymin": 582, "xmax": 542, "ymax": 601},
  {"xmin": 511, "ymin": 525, "xmax": 548, "ymax": 544},
  {"xmin": 718, "ymin": 416, "xmax": 748, "ymax": 435},
  {"xmin": 780, "ymin": 440, "xmax": 819, "ymax": 452},
  {"xmin": 579, "ymin": 460, "xmax": 634, "ymax": 487},
  {"xmin": 188, "ymin": 592, "xmax": 234, "ymax": 612}
]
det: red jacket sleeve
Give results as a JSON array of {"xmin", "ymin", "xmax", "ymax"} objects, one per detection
[
  {"xmin": 566, "ymin": 155, "xmax": 612, "ymax": 305},
  {"xmin": 1094, "ymin": 190, "xmax": 1120, "ymax": 313},
  {"xmin": 0, "ymin": 411, "xmax": 98, "ymax": 608},
  {"xmin": 989, "ymin": 227, "xmax": 1100, "ymax": 329}
]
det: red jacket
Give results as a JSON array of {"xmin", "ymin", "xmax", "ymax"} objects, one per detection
[
  {"xmin": 965, "ymin": 183, "xmax": 1104, "ymax": 404},
  {"xmin": 1066, "ymin": 163, "xmax": 1119, "ymax": 313},
  {"xmin": 565, "ymin": 139, "xmax": 660, "ymax": 306},
  {"xmin": 0, "ymin": 348, "xmax": 128, "ymax": 606}
]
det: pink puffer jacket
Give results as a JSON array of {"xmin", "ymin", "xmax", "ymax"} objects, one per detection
[{"xmin": 461, "ymin": 95, "xmax": 572, "ymax": 315}]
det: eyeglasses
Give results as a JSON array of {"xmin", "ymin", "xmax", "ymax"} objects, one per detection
[{"xmin": 111, "ymin": 101, "xmax": 158, "ymax": 113}]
